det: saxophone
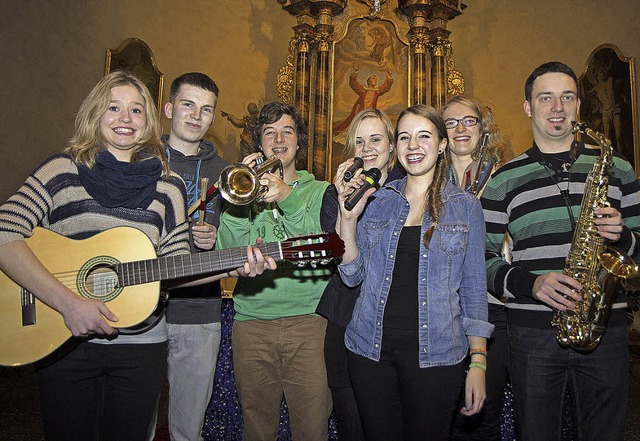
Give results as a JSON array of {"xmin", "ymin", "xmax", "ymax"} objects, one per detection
[{"xmin": 552, "ymin": 121, "xmax": 639, "ymax": 352}]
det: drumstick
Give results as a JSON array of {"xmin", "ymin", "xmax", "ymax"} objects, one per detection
[
  {"xmin": 197, "ymin": 177, "xmax": 209, "ymax": 226},
  {"xmin": 187, "ymin": 181, "xmax": 218, "ymax": 217}
]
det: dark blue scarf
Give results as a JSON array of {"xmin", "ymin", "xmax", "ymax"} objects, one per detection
[{"xmin": 77, "ymin": 150, "xmax": 163, "ymax": 209}]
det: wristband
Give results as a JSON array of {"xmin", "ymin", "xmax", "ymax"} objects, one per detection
[
  {"xmin": 470, "ymin": 350, "xmax": 487, "ymax": 358},
  {"xmin": 468, "ymin": 361, "xmax": 487, "ymax": 372}
]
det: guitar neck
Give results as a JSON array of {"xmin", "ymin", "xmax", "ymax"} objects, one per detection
[{"xmin": 116, "ymin": 242, "xmax": 283, "ymax": 286}]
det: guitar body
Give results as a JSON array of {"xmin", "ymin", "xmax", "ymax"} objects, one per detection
[
  {"xmin": 0, "ymin": 227, "xmax": 160, "ymax": 366},
  {"xmin": 0, "ymin": 226, "xmax": 345, "ymax": 366}
]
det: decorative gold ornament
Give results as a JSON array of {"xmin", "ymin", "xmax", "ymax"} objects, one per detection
[
  {"xmin": 446, "ymin": 42, "xmax": 465, "ymax": 96},
  {"xmin": 409, "ymin": 29, "xmax": 429, "ymax": 55},
  {"xmin": 277, "ymin": 39, "xmax": 297, "ymax": 105}
]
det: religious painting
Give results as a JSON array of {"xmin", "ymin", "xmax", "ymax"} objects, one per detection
[
  {"xmin": 578, "ymin": 44, "xmax": 638, "ymax": 173},
  {"xmin": 331, "ymin": 17, "xmax": 409, "ymax": 177},
  {"xmin": 105, "ymin": 38, "xmax": 164, "ymax": 117},
  {"xmin": 220, "ymin": 98, "xmax": 263, "ymax": 160}
]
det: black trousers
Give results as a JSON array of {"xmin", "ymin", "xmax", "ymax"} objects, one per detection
[
  {"xmin": 324, "ymin": 320, "xmax": 365, "ymax": 441},
  {"xmin": 348, "ymin": 328, "xmax": 465, "ymax": 441},
  {"xmin": 36, "ymin": 341, "xmax": 167, "ymax": 441}
]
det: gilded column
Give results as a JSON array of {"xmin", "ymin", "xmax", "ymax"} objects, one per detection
[
  {"xmin": 312, "ymin": 24, "xmax": 332, "ymax": 179},
  {"xmin": 279, "ymin": 0, "xmax": 346, "ymax": 177},
  {"xmin": 292, "ymin": 24, "xmax": 314, "ymax": 125},
  {"xmin": 429, "ymin": 34, "xmax": 449, "ymax": 110},
  {"xmin": 408, "ymin": 26, "xmax": 430, "ymax": 105},
  {"xmin": 399, "ymin": 0, "xmax": 465, "ymax": 107}
]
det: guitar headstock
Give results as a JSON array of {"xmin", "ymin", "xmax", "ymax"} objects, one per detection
[{"xmin": 281, "ymin": 232, "xmax": 345, "ymax": 266}]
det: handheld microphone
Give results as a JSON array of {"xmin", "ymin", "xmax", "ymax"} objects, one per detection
[
  {"xmin": 343, "ymin": 157, "xmax": 364, "ymax": 181},
  {"xmin": 344, "ymin": 168, "xmax": 382, "ymax": 211}
]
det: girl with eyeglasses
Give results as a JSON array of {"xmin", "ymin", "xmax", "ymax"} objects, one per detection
[
  {"xmin": 443, "ymin": 96, "xmax": 512, "ymax": 441},
  {"xmin": 442, "ymin": 96, "xmax": 510, "ymax": 197}
]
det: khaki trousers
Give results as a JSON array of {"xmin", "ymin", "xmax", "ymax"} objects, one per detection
[{"xmin": 232, "ymin": 315, "xmax": 332, "ymax": 441}]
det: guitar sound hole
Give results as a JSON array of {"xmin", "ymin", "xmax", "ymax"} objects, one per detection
[
  {"xmin": 85, "ymin": 266, "xmax": 118, "ymax": 298},
  {"xmin": 77, "ymin": 256, "xmax": 123, "ymax": 302}
]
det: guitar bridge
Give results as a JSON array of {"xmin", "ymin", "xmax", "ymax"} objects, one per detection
[{"xmin": 21, "ymin": 287, "xmax": 36, "ymax": 326}]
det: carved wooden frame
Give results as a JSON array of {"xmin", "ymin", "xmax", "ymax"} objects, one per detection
[
  {"xmin": 105, "ymin": 38, "xmax": 164, "ymax": 117},
  {"xmin": 578, "ymin": 43, "xmax": 638, "ymax": 173}
]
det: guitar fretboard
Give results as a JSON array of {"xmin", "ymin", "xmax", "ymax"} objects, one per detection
[{"xmin": 116, "ymin": 242, "xmax": 283, "ymax": 287}]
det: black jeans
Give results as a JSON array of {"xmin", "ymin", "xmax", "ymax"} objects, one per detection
[
  {"xmin": 508, "ymin": 324, "xmax": 628, "ymax": 441},
  {"xmin": 36, "ymin": 341, "xmax": 167, "ymax": 441},
  {"xmin": 324, "ymin": 320, "xmax": 365, "ymax": 441},
  {"xmin": 348, "ymin": 328, "xmax": 465, "ymax": 441}
]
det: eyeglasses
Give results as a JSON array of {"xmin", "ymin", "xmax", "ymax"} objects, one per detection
[{"xmin": 444, "ymin": 116, "xmax": 480, "ymax": 129}]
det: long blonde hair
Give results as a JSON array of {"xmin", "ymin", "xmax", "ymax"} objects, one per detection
[
  {"xmin": 344, "ymin": 108, "xmax": 396, "ymax": 173},
  {"xmin": 442, "ymin": 95, "xmax": 511, "ymax": 168},
  {"xmin": 64, "ymin": 71, "xmax": 168, "ymax": 176},
  {"xmin": 396, "ymin": 104, "xmax": 449, "ymax": 248}
]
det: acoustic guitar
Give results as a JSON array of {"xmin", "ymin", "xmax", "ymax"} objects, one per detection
[{"xmin": 0, "ymin": 227, "xmax": 344, "ymax": 366}]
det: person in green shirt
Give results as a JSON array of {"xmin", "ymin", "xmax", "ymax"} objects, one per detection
[{"xmin": 217, "ymin": 101, "xmax": 332, "ymax": 441}]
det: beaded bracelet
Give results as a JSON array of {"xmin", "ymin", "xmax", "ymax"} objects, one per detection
[
  {"xmin": 468, "ymin": 361, "xmax": 487, "ymax": 372},
  {"xmin": 470, "ymin": 350, "xmax": 487, "ymax": 358}
]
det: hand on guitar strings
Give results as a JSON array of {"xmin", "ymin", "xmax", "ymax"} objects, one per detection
[{"xmin": 232, "ymin": 237, "xmax": 277, "ymax": 278}]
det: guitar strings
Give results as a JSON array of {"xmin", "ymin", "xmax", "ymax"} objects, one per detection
[
  {"xmin": 47, "ymin": 252, "xmax": 280, "ymax": 291},
  {"xmin": 42, "ymin": 239, "xmax": 324, "ymax": 293}
]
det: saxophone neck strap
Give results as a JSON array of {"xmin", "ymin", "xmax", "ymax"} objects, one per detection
[{"xmin": 533, "ymin": 141, "xmax": 581, "ymax": 231}]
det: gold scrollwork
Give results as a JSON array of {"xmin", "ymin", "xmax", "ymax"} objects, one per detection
[
  {"xmin": 445, "ymin": 42, "xmax": 465, "ymax": 96},
  {"xmin": 277, "ymin": 39, "xmax": 297, "ymax": 105}
]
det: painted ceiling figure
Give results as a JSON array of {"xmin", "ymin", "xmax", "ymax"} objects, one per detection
[{"xmin": 333, "ymin": 62, "xmax": 393, "ymax": 135}]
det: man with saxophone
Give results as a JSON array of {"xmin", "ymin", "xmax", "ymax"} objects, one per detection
[{"xmin": 481, "ymin": 61, "xmax": 640, "ymax": 440}]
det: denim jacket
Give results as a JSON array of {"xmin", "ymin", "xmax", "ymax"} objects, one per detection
[{"xmin": 339, "ymin": 178, "xmax": 493, "ymax": 368}]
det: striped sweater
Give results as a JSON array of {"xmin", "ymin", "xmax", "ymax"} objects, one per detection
[
  {"xmin": 481, "ymin": 142, "xmax": 640, "ymax": 328},
  {"xmin": 0, "ymin": 153, "xmax": 191, "ymax": 344}
]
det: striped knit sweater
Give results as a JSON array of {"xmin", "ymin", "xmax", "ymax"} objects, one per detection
[
  {"xmin": 0, "ymin": 153, "xmax": 191, "ymax": 344},
  {"xmin": 481, "ymin": 142, "xmax": 640, "ymax": 329}
]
